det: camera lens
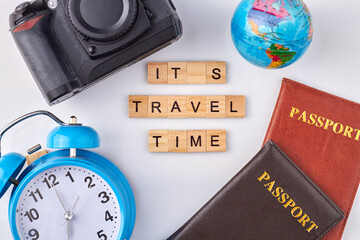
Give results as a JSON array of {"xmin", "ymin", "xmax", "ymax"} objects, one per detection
[{"xmin": 68, "ymin": 0, "xmax": 138, "ymax": 41}]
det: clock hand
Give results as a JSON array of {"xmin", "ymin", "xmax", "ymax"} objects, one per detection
[
  {"xmin": 61, "ymin": 195, "xmax": 80, "ymax": 227},
  {"xmin": 61, "ymin": 187, "xmax": 91, "ymax": 226},
  {"xmin": 61, "ymin": 187, "xmax": 92, "ymax": 229},
  {"xmin": 71, "ymin": 195, "xmax": 81, "ymax": 212},
  {"xmin": 67, "ymin": 220, "xmax": 71, "ymax": 240},
  {"xmin": 53, "ymin": 184, "xmax": 68, "ymax": 212},
  {"xmin": 70, "ymin": 186, "xmax": 92, "ymax": 214},
  {"xmin": 63, "ymin": 195, "xmax": 80, "ymax": 239}
]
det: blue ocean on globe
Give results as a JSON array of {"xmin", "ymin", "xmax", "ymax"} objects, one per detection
[{"xmin": 231, "ymin": 0, "xmax": 313, "ymax": 69}]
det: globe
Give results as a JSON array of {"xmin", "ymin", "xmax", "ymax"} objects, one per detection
[{"xmin": 231, "ymin": 0, "xmax": 313, "ymax": 69}]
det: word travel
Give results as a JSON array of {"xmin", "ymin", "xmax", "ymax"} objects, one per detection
[{"xmin": 129, "ymin": 95, "xmax": 245, "ymax": 118}]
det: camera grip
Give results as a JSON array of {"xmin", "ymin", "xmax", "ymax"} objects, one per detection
[{"xmin": 12, "ymin": 14, "xmax": 81, "ymax": 105}]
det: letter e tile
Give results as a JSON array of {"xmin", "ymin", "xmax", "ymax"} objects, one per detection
[
  {"xmin": 207, "ymin": 130, "xmax": 226, "ymax": 152},
  {"xmin": 206, "ymin": 96, "xmax": 226, "ymax": 118}
]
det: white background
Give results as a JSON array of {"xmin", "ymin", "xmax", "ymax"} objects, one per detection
[{"xmin": 0, "ymin": 0, "xmax": 359, "ymax": 239}]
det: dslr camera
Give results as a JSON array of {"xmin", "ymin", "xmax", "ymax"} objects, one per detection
[{"xmin": 10, "ymin": 0, "xmax": 182, "ymax": 105}]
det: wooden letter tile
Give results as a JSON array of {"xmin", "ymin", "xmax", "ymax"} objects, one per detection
[
  {"xmin": 206, "ymin": 62, "xmax": 226, "ymax": 84},
  {"xmin": 149, "ymin": 130, "xmax": 169, "ymax": 152},
  {"xmin": 187, "ymin": 62, "xmax": 206, "ymax": 84},
  {"xmin": 187, "ymin": 130, "xmax": 207, "ymax": 152},
  {"xmin": 168, "ymin": 62, "xmax": 187, "ymax": 84},
  {"xmin": 187, "ymin": 96, "xmax": 206, "ymax": 118},
  {"xmin": 168, "ymin": 96, "xmax": 187, "ymax": 118},
  {"xmin": 206, "ymin": 96, "xmax": 226, "ymax": 118},
  {"xmin": 226, "ymin": 95, "xmax": 245, "ymax": 118},
  {"xmin": 26, "ymin": 150, "xmax": 48, "ymax": 165},
  {"xmin": 129, "ymin": 95, "xmax": 148, "ymax": 118},
  {"xmin": 206, "ymin": 130, "xmax": 227, "ymax": 152},
  {"xmin": 148, "ymin": 62, "xmax": 168, "ymax": 84},
  {"xmin": 168, "ymin": 130, "xmax": 188, "ymax": 152},
  {"xmin": 148, "ymin": 96, "xmax": 168, "ymax": 118}
]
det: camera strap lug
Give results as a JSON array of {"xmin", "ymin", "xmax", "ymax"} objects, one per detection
[{"xmin": 45, "ymin": 0, "xmax": 58, "ymax": 9}]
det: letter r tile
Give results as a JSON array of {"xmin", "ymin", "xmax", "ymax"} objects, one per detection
[{"xmin": 148, "ymin": 96, "xmax": 168, "ymax": 118}]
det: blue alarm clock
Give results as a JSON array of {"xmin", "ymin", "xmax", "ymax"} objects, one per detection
[{"xmin": 0, "ymin": 111, "xmax": 136, "ymax": 240}]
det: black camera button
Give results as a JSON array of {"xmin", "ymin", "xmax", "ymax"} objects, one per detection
[
  {"xmin": 144, "ymin": 8, "xmax": 154, "ymax": 19},
  {"xmin": 15, "ymin": 2, "xmax": 30, "ymax": 13},
  {"xmin": 88, "ymin": 46, "xmax": 96, "ymax": 54}
]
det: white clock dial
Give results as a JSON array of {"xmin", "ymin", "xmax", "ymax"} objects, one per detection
[{"xmin": 15, "ymin": 165, "xmax": 121, "ymax": 240}]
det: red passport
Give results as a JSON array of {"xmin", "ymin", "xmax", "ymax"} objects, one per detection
[{"xmin": 264, "ymin": 78, "xmax": 360, "ymax": 240}]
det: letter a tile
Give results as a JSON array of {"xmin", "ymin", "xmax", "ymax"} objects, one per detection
[{"xmin": 168, "ymin": 96, "xmax": 187, "ymax": 118}]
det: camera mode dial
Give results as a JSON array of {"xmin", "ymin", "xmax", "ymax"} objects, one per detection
[
  {"xmin": 68, "ymin": 0, "xmax": 138, "ymax": 42},
  {"xmin": 15, "ymin": 2, "xmax": 30, "ymax": 13}
]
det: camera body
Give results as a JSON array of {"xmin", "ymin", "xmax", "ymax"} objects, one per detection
[{"xmin": 10, "ymin": 0, "xmax": 182, "ymax": 105}]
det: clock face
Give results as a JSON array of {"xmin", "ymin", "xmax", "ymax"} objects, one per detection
[{"xmin": 14, "ymin": 165, "xmax": 122, "ymax": 240}]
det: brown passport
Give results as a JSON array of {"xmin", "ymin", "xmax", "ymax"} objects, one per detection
[
  {"xmin": 167, "ymin": 141, "xmax": 344, "ymax": 240},
  {"xmin": 263, "ymin": 78, "xmax": 360, "ymax": 240}
]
